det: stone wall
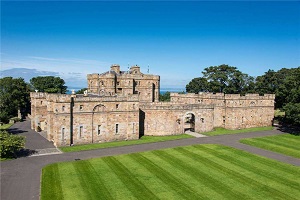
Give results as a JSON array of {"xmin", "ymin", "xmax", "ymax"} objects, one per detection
[
  {"xmin": 140, "ymin": 102, "xmax": 214, "ymax": 135},
  {"xmin": 87, "ymin": 65, "xmax": 160, "ymax": 102}
]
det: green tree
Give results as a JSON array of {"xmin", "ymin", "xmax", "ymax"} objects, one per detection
[
  {"xmin": 0, "ymin": 77, "xmax": 31, "ymax": 123},
  {"xmin": 0, "ymin": 130, "xmax": 25, "ymax": 158},
  {"xmin": 159, "ymin": 91, "xmax": 170, "ymax": 102},
  {"xmin": 76, "ymin": 88, "xmax": 88, "ymax": 94},
  {"xmin": 186, "ymin": 64, "xmax": 255, "ymax": 94},
  {"xmin": 283, "ymin": 103, "xmax": 300, "ymax": 126},
  {"xmin": 186, "ymin": 77, "xmax": 209, "ymax": 93},
  {"xmin": 30, "ymin": 76, "xmax": 67, "ymax": 94}
]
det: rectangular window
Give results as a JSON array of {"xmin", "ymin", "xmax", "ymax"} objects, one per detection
[
  {"xmin": 116, "ymin": 104, "xmax": 119, "ymax": 109},
  {"xmin": 41, "ymin": 101, "xmax": 43, "ymax": 105},
  {"xmin": 133, "ymin": 123, "xmax": 135, "ymax": 134},
  {"xmin": 61, "ymin": 128, "xmax": 65, "ymax": 141},
  {"xmin": 79, "ymin": 126, "xmax": 83, "ymax": 138},
  {"xmin": 98, "ymin": 125, "xmax": 101, "ymax": 135},
  {"xmin": 62, "ymin": 106, "xmax": 65, "ymax": 112},
  {"xmin": 80, "ymin": 105, "xmax": 83, "ymax": 110},
  {"xmin": 115, "ymin": 124, "xmax": 119, "ymax": 134}
]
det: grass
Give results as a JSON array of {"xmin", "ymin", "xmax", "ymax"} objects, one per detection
[
  {"xmin": 0, "ymin": 123, "xmax": 13, "ymax": 130},
  {"xmin": 60, "ymin": 134, "xmax": 193, "ymax": 152},
  {"xmin": 240, "ymin": 134, "xmax": 300, "ymax": 158},
  {"xmin": 41, "ymin": 144, "xmax": 300, "ymax": 200},
  {"xmin": 202, "ymin": 126, "xmax": 274, "ymax": 136}
]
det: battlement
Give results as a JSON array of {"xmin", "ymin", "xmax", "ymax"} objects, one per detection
[
  {"xmin": 140, "ymin": 102, "xmax": 213, "ymax": 110},
  {"xmin": 225, "ymin": 93, "xmax": 275, "ymax": 100}
]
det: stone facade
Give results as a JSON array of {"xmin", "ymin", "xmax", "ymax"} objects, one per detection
[{"xmin": 30, "ymin": 65, "xmax": 275, "ymax": 147}]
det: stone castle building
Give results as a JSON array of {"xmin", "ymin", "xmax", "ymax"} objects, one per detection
[{"xmin": 30, "ymin": 65, "xmax": 275, "ymax": 147}]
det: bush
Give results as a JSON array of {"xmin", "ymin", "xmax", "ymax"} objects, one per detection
[
  {"xmin": 0, "ymin": 130, "xmax": 25, "ymax": 158},
  {"xmin": 283, "ymin": 103, "xmax": 300, "ymax": 126}
]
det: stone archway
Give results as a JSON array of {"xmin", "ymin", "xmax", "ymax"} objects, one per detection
[{"xmin": 184, "ymin": 112, "xmax": 195, "ymax": 132}]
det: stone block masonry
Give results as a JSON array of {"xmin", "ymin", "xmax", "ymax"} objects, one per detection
[{"xmin": 30, "ymin": 65, "xmax": 275, "ymax": 146}]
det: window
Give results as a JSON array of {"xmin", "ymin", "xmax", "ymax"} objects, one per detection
[
  {"xmin": 201, "ymin": 118, "xmax": 204, "ymax": 123},
  {"xmin": 62, "ymin": 106, "xmax": 65, "ymax": 112},
  {"xmin": 80, "ymin": 105, "xmax": 83, "ymax": 110},
  {"xmin": 116, "ymin": 104, "xmax": 119, "ymax": 109},
  {"xmin": 79, "ymin": 126, "xmax": 83, "ymax": 138},
  {"xmin": 98, "ymin": 125, "xmax": 101, "ymax": 135},
  {"xmin": 132, "ymin": 123, "xmax": 135, "ymax": 134},
  {"xmin": 115, "ymin": 124, "xmax": 119, "ymax": 134},
  {"xmin": 41, "ymin": 101, "xmax": 43, "ymax": 105},
  {"xmin": 61, "ymin": 128, "xmax": 65, "ymax": 141}
]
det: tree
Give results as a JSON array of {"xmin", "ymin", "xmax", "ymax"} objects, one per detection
[
  {"xmin": 159, "ymin": 91, "xmax": 170, "ymax": 102},
  {"xmin": 30, "ymin": 76, "xmax": 67, "ymax": 94},
  {"xmin": 0, "ymin": 77, "xmax": 31, "ymax": 123},
  {"xmin": 76, "ymin": 88, "xmax": 88, "ymax": 94},
  {"xmin": 0, "ymin": 130, "xmax": 25, "ymax": 158},
  {"xmin": 283, "ymin": 103, "xmax": 300, "ymax": 126},
  {"xmin": 186, "ymin": 64, "xmax": 255, "ymax": 94},
  {"xmin": 186, "ymin": 77, "xmax": 209, "ymax": 94}
]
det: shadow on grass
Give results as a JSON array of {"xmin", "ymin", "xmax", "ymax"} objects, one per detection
[{"xmin": 277, "ymin": 124, "xmax": 300, "ymax": 136}]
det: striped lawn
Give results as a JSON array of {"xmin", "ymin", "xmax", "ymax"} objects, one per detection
[
  {"xmin": 240, "ymin": 134, "xmax": 300, "ymax": 158},
  {"xmin": 41, "ymin": 144, "xmax": 300, "ymax": 200}
]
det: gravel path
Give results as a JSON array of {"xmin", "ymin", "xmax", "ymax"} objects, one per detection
[{"xmin": 1, "ymin": 119, "xmax": 299, "ymax": 200}]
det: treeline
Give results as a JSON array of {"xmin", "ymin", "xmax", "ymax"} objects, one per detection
[
  {"xmin": 186, "ymin": 65, "xmax": 300, "ymax": 125},
  {"xmin": 0, "ymin": 76, "xmax": 67, "ymax": 123}
]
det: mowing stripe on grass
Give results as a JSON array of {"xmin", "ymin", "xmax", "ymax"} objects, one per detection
[
  {"xmin": 250, "ymin": 137, "xmax": 300, "ymax": 150},
  {"xmin": 241, "ymin": 139, "xmax": 300, "ymax": 158},
  {"xmin": 102, "ymin": 156, "xmax": 159, "ymax": 200},
  {"xmin": 271, "ymin": 135, "xmax": 300, "ymax": 145},
  {"xmin": 219, "ymin": 145, "xmax": 300, "ymax": 180},
  {"xmin": 194, "ymin": 145, "xmax": 300, "ymax": 191},
  {"xmin": 129, "ymin": 153, "xmax": 201, "ymax": 200},
  {"xmin": 151, "ymin": 150, "xmax": 250, "ymax": 200},
  {"xmin": 72, "ymin": 161, "xmax": 113, "ymax": 200},
  {"xmin": 176, "ymin": 147, "xmax": 298, "ymax": 200},
  {"xmin": 41, "ymin": 164, "xmax": 63, "ymax": 200}
]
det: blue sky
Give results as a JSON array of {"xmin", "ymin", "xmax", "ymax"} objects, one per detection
[{"xmin": 1, "ymin": 1, "xmax": 299, "ymax": 88}]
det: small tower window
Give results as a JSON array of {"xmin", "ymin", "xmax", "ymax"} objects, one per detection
[
  {"xmin": 80, "ymin": 105, "xmax": 83, "ymax": 110},
  {"xmin": 62, "ymin": 106, "xmax": 65, "ymax": 112},
  {"xmin": 79, "ymin": 126, "xmax": 83, "ymax": 138},
  {"xmin": 98, "ymin": 125, "xmax": 101, "ymax": 135},
  {"xmin": 115, "ymin": 124, "xmax": 119, "ymax": 134}
]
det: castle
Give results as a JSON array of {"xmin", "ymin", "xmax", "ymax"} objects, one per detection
[{"xmin": 30, "ymin": 65, "xmax": 275, "ymax": 147}]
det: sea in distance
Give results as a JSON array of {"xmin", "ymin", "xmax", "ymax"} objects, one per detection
[{"xmin": 67, "ymin": 87, "xmax": 185, "ymax": 95}]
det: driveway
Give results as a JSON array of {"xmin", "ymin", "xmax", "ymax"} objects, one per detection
[{"xmin": 1, "ymin": 120, "xmax": 299, "ymax": 200}]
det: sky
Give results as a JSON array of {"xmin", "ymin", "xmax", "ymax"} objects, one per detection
[{"xmin": 1, "ymin": 1, "xmax": 300, "ymax": 89}]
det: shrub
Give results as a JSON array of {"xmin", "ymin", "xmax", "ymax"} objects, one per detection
[{"xmin": 0, "ymin": 130, "xmax": 25, "ymax": 158}]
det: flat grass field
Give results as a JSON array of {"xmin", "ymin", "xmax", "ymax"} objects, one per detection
[
  {"xmin": 202, "ymin": 126, "xmax": 273, "ymax": 136},
  {"xmin": 60, "ymin": 134, "xmax": 193, "ymax": 152},
  {"xmin": 240, "ymin": 134, "xmax": 300, "ymax": 158},
  {"xmin": 41, "ymin": 144, "xmax": 300, "ymax": 200}
]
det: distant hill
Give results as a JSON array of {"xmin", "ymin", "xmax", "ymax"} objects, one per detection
[
  {"xmin": 0, "ymin": 68, "xmax": 86, "ymax": 87},
  {"xmin": 0, "ymin": 68, "xmax": 60, "ymax": 82}
]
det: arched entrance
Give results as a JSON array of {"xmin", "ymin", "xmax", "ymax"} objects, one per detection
[{"xmin": 184, "ymin": 112, "xmax": 195, "ymax": 132}]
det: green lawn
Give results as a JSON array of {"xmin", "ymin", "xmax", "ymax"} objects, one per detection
[
  {"xmin": 202, "ymin": 126, "xmax": 274, "ymax": 136},
  {"xmin": 240, "ymin": 134, "xmax": 300, "ymax": 158},
  {"xmin": 0, "ymin": 123, "xmax": 13, "ymax": 130},
  {"xmin": 60, "ymin": 134, "xmax": 193, "ymax": 152},
  {"xmin": 42, "ymin": 144, "xmax": 300, "ymax": 200}
]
